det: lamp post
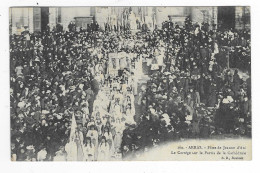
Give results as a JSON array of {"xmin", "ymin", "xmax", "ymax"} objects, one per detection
[
  {"xmin": 222, "ymin": 46, "xmax": 232, "ymax": 69},
  {"xmin": 212, "ymin": 7, "xmax": 216, "ymax": 30}
]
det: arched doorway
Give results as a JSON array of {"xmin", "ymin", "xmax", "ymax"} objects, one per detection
[
  {"xmin": 41, "ymin": 7, "xmax": 49, "ymax": 32},
  {"xmin": 217, "ymin": 6, "xmax": 235, "ymax": 30}
]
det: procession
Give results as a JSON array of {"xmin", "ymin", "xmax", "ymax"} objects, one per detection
[{"xmin": 10, "ymin": 7, "xmax": 251, "ymax": 161}]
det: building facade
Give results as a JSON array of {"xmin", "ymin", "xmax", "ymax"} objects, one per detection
[{"xmin": 10, "ymin": 7, "xmax": 250, "ymax": 34}]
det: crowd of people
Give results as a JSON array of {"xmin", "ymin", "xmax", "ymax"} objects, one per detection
[
  {"xmin": 10, "ymin": 16, "xmax": 251, "ymax": 161},
  {"xmin": 120, "ymin": 18, "xmax": 251, "ymax": 159},
  {"xmin": 10, "ymin": 18, "xmax": 153, "ymax": 161}
]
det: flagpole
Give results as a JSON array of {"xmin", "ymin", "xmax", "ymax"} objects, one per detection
[
  {"xmin": 70, "ymin": 113, "xmax": 86, "ymax": 161},
  {"xmin": 76, "ymin": 128, "xmax": 86, "ymax": 161}
]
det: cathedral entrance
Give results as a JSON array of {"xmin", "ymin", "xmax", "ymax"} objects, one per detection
[
  {"xmin": 217, "ymin": 6, "xmax": 235, "ymax": 30},
  {"xmin": 41, "ymin": 7, "xmax": 49, "ymax": 32}
]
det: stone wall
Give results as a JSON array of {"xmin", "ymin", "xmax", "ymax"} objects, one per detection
[
  {"xmin": 235, "ymin": 7, "xmax": 250, "ymax": 30},
  {"xmin": 9, "ymin": 7, "xmax": 250, "ymax": 34},
  {"xmin": 10, "ymin": 8, "xmax": 34, "ymax": 34},
  {"xmin": 49, "ymin": 8, "xmax": 57, "ymax": 31},
  {"xmin": 155, "ymin": 7, "xmax": 188, "ymax": 28},
  {"xmin": 60, "ymin": 7, "xmax": 91, "ymax": 31},
  {"xmin": 191, "ymin": 7, "xmax": 217, "ymax": 29}
]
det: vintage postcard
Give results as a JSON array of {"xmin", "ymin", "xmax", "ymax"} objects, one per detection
[{"xmin": 9, "ymin": 6, "xmax": 251, "ymax": 161}]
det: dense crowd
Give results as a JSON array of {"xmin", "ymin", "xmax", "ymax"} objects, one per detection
[
  {"xmin": 120, "ymin": 18, "xmax": 251, "ymax": 159},
  {"xmin": 10, "ymin": 17, "xmax": 251, "ymax": 161},
  {"xmin": 10, "ymin": 19, "xmax": 155, "ymax": 161},
  {"xmin": 10, "ymin": 21, "xmax": 109, "ymax": 161}
]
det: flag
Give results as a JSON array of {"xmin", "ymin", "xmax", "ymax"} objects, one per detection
[
  {"xmin": 69, "ymin": 113, "xmax": 77, "ymax": 142},
  {"xmin": 69, "ymin": 113, "xmax": 85, "ymax": 161},
  {"xmin": 66, "ymin": 113, "xmax": 78, "ymax": 161}
]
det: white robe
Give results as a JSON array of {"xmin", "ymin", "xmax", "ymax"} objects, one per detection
[
  {"xmin": 114, "ymin": 131, "xmax": 123, "ymax": 152},
  {"xmin": 214, "ymin": 42, "xmax": 219, "ymax": 54},
  {"xmin": 157, "ymin": 54, "xmax": 164, "ymax": 67},
  {"xmin": 65, "ymin": 141, "xmax": 78, "ymax": 161},
  {"xmin": 125, "ymin": 108, "xmax": 136, "ymax": 125},
  {"xmin": 131, "ymin": 77, "xmax": 138, "ymax": 96},
  {"xmin": 86, "ymin": 130, "xmax": 99, "ymax": 148},
  {"xmin": 37, "ymin": 149, "xmax": 47, "ymax": 161},
  {"xmin": 97, "ymin": 143, "xmax": 110, "ymax": 161},
  {"xmin": 113, "ymin": 104, "xmax": 122, "ymax": 120},
  {"xmin": 103, "ymin": 132, "xmax": 115, "ymax": 155},
  {"xmin": 53, "ymin": 151, "xmax": 67, "ymax": 161},
  {"xmin": 83, "ymin": 144, "xmax": 95, "ymax": 161}
]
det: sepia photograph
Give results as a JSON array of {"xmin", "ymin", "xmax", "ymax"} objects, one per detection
[{"xmin": 9, "ymin": 6, "xmax": 251, "ymax": 161}]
